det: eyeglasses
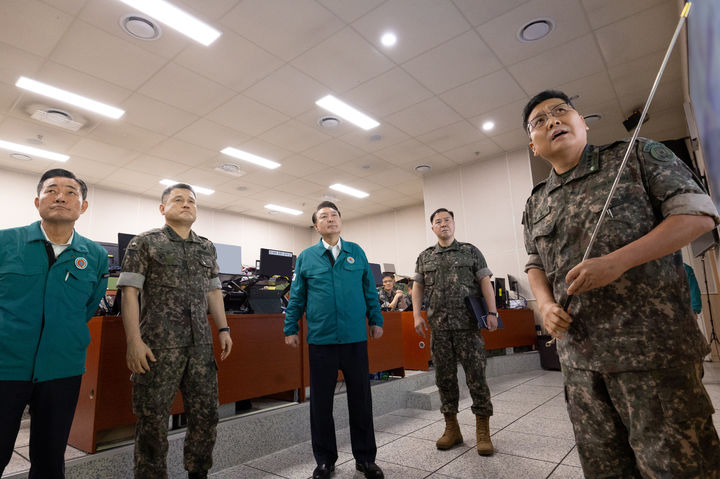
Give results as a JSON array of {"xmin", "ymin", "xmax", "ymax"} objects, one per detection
[{"xmin": 527, "ymin": 103, "xmax": 574, "ymax": 133}]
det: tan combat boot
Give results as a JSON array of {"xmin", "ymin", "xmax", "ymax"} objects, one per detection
[
  {"xmin": 436, "ymin": 413, "xmax": 463, "ymax": 450},
  {"xmin": 475, "ymin": 415, "xmax": 494, "ymax": 455}
]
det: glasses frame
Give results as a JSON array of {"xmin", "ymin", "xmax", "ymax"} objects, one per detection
[{"xmin": 527, "ymin": 102, "xmax": 574, "ymax": 134}]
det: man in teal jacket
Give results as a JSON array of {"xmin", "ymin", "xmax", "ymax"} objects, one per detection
[
  {"xmin": 0, "ymin": 169, "xmax": 108, "ymax": 479},
  {"xmin": 284, "ymin": 201, "xmax": 385, "ymax": 479}
]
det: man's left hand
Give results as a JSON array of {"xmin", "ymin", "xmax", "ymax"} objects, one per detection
[
  {"xmin": 218, "ymin": 331, "xmax": 233, "ymax": 360},
  {"xmin": 486, "ymin": 315, "xmax": 498, "ymax": 331},
  {"xmin": 370, "ymin": 325, "xmax": 383, "ymax": 339},
  {"xmin": 566, "ymin": 255, "xmax": 624, "ymax": 296}
]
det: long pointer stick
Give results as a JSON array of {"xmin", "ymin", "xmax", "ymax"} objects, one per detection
[{"xmin": 546, "ymin": 2, "xmax": 692, "ymax": 347}]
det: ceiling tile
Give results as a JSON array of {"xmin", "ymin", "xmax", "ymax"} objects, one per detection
[
  {"xmin": 89, "ymin": 121, "xmax": 166, "ymax": 153},
  {"xmin": 0, "ymin": 116, "xmax": 81, "ymax": 152},
  {"xmin": 139, "ymin": 63, "xmax": 235, "ymax": 116},
  {"xmin": 375, "ymin": 138, "xmax": 436, "ymax": 166},
  {"xmin": 452, "ymin": 0, "xmax": 531, "ymax": 27},
  {"xmin": 607, "ymin": 49, "xmax": 681, "ymax": 103},
  {"xmin": 581, "ymin": 0, "xmax": 667, "ymax": 30},
  {"xmin": 317, "ymin": 0, "xmax": 385, "ymax": 23},
  {"xmin": 440, "ymin": 69, "xmax": 526, "ymax": 117},
  {"xmin": 244, "ymin": 65, "xmax": 328, "ymax": 117},
  {"xmin": 174, "ymin": 118, "xmax": 250, "ymax": 151},
  {"xmin": 470, "ymin": 99, "xmax": 530, "ymax": 137},
  {"xmin": 279, "ymin": 178, "xmax": 326, "ymax": 196},
  {"xmin": 335, "ymin": 155, "xmax": 396, "ymax": 178},
  {"xmin": 240, "ymin": 170, "xmax": 298, "ymax": 188},
  {"xmin": 170, "ymin": 167, "xmax": 234, "ymax": 188},
  {"xmin": 491, "ymin": 128, "xmax": 530, "ymax": 152},
  {"xmin": 206, "ymin": 94, "xmax": 289, "ymax": 137},
  {"xmin": 43, "ymin": 0, "xmax": 89, "ymax": 15},
  {"xmin": 173, "ymin": 0, "xmax": 241, "ymax": 21},
  {"xmin": 386, "ymin": 97, "xmax": 463, "ymax": 136},
  {"xmin": 403, "ymin": 30, "xmax": 503, "ymax": 94},
  {"xmin": 123, "ymin": 155, "xmax": 193, "ymax": 177},
  {"xmin": 0, "ymin": 155, "xmax": 58, "ymax": 175},
  {"xmin": 0, "ymin": 83, "xmax": 19, "ymax": 115},
  {"xmin": 36, "ymin": 60, "xmax": 133, "ymax": 106},
  {"xmin": 0, "ymin": 0, "xmax": 73, "ymax": 56},
  {"xmin": 292, "ymin": 27, "xmax": 394, "ymax": 93},
  {"xmin": 364, "ymin": 167, "xmax": 418, "ymax": 187},
  {"xmin": 556, "ymin": 71, "xmax": 617, "ymax": 112},
  {"xmin": 340, "ymin": 122, "xmax": 410, "ymax": 153},
  {"xmin": 221, "ymin": 0, "xmax": 344, "ymax": 61},
  {"xmin": 121, "ymin": 93, "xmax": 198, "ymax": 137},
  {"xmin": 508, "ymin": 34, "xmax": 605, "ymax": 95},
  {"xmin": 148, "ymin": 138, "xmax": 218, "ymax": 167},
  {"xmin": 412, "ymin": 153, "xmax": 458, "ymax": 174},
  {"xmin": 594, "ymin": 1, "xmax": 677, "ymax": 67},
  {"xmin": 259, "ymin": 119, "xmax": 330, "ymax": 153},
  {"xmin": 234, "ymin": 138, "xmax": 293, "ymax": 165},
  {"xmin": 393, "ymin": 178, "xmax": 424, "ymax": 197},
  {"xmin": 99, "ymin": 168, "xmax": 164, "ymax": 192},
  {"xmin": 477, "ymin": 0, "xmax": 590, "ymax": 66},
  {"xmin": 274, "ymin": 154, "xmax": 328, "ymax": 178},
  {"xmin": 51, "ymin": 20, "xmax": 165, "ymax": 90},
  {"xmin": 617, "ymin": 77, "xmax": 684, "ymax": 119},
  {"xmin": 352, "ymin": 0, "xmax": 472, "ymax": 64},
  {"xmin": 302, "ymin": 139, "xmax": 365, "ymax": 166},
  {"xmin": 0, "ymin": 43, "xmax": 44, "ymax": 85},
  {"xmin": 63, "ymin": 154, "xmax": 116, "ymax": 184},
  {"xmin": 175, "ymin": 30, "xmax": 283, "ymax": 92},
  {"xmin": 417, "ymin": 120, "xmax": 485, "ymax": 153},
  {"xmin": 343, "ymin": 67, "xmax": 433, "ymax": 117},
  {"xmin": 68, "ymin": 138, "xmax": 138, "ymax": 166},
  {"xmin": 443, "ymin": 138, "xmax": 503, "ymax": 163}
]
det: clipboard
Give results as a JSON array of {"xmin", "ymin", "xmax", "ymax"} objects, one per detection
[{"xmin": 465, "ymin": 295, "xmax": 504, "ymax": 330}]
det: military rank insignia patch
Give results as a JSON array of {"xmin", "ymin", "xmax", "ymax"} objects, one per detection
[{"xmin": 643, "ymin": 141, "xmax": 675, "ymax": 164}]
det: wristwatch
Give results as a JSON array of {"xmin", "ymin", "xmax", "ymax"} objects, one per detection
[
  {"xmin": 487, "ymin": 312, "xmax": 498, "ymax": 317},
  {"xmin": 218, "ymin": 327, "xmax": 230, "ymax": 333}
]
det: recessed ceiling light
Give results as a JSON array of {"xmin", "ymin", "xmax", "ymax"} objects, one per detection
[
  {"xmin": 330, "ymin": 183, "xmax": 369, "ymax": 199},
  {"xmin": 583, "ymin": 113, "xmax": 603, "ymax": 124},
  {"xmin": 318, "ymin": 116, "xmax": 340, "ymax": 128},
  {"xmin": 9, "ymin": 153, "xmax": 32, "ymax": 161},
  {"xmin": 482, "ymin": 120, "xmax": 495, "ymax": 131},
  {"xmin": 116, "ymin": 0, "xmax": 221, "ymax": 46},
  {"xmin": 369, "ymin": 134, "xmax": 382, "ymax": 142},
  {"xmin": 220, "ymin": 147, "xmax": 281, "ymax": 169},
  {"xmin": 0, "ymin": 139, "xmax": 69, "ymax": 162},
  {"xmin": 316, "ymin": 95, "xmax": 379, "ymax": 131},
  {"xmin": 381, "ymin": 32, "xmax": 397, "ymax": 47},
  {"xmin": 121, "ymin": 15, "xmax": 162, "ymax": 40},
  {"xmin": 159, "ymin": 179, "xmax": 214, "ymax": 195},
  {"xmin": 517, "ymin": 18, "xmax": 555, "ymax": 42},
  {"xmin": 265, "ymin": 204, "xmax": 303, "ymax": 216},
  {"xmin": 415, "ymin": 164, "xmax": 431, "ymax": 174},
  {"xmin": 16, "ymin": 77, "xmax": 125, "ymax": 119}
]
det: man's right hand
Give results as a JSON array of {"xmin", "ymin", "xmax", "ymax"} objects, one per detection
[
  {"xmin": 285, "ymin": 334, "xmax": 299, "ymax": 348},
  {"xmin": 414, "ymin": 315, "xmax": 429, "ymax": 338},
  {"xmin": 126, "ymin": 339, "xmax": 156, "ymax": 373},
  {"xmin": 540, "ymin": 302, "xmax": 573, "ymax": 339}
]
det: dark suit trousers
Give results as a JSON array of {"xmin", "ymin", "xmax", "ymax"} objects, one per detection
[
  {"xmin": 308, "ymin": 341, "xmax": 377, "ymax": 465},
  {"xmin": 0, "ymin": 375, "xmax": 82, "ymax": 479}
]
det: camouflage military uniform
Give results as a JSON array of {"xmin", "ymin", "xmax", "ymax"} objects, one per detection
[
  {"xmin": 523, "ymin": 139, "xmax": 720, "ymax": 478},
  {"xmin": 414, "ymin": 241, "xmax": 493, "ymax": 416},
  {"xmin": 118, "ymin": 224, "xmax": 222, "ymax": 478},
  {"xmin": 378, "ymin": 288, "xmax": 407, "ymax": 311}
]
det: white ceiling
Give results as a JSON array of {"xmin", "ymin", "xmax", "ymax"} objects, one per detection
[{"xmin": 0, "ymin": 0, "xmax": 689, "ymax": 226}]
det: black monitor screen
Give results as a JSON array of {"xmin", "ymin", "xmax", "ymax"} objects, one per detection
[
  {"xmin": 118, "ymin": 233, "xmax": 136, "ymax": 268},
  {"xmin": 259, "ymin": 248, "xmax": 293, "ymax": 278},
  {"xmin": 369, "ymin": 263, "xmax": 382, "ymax": 286},
  {"xmin": 507, "ymin": 274, "xmax": 519, "ymax": 293},
  {"xmin": 494, "ymin": 277, "xmax": 507, "ymax": 308}
]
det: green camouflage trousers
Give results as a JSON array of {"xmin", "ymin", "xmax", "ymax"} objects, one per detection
[
  {"xmin": 564, "ymin": 362, "xmax": 720, "ymax": 478},
  {"xmin": 132, "ymin": 345, "xmax": 218, "ymax": 478},
  {"xmin": 431, "ymin": 329, "xmax": 492, "ymax": 416}
]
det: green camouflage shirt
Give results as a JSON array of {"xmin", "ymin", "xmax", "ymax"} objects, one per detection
[
  {"xmin": 414, "ymin": 240, "xmax": 492, "ymax": 330},
  {"xmin": 117, "ymin": 224, "xmax": 221, "ymax": 348},
  {"xmin": 523, "ymin": 139, "xmax": 719, "ymax": 372}
]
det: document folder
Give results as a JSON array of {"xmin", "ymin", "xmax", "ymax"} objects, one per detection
[{"xmin": 465, "ymin": 295, "xmax": 504, "ymax": 330}]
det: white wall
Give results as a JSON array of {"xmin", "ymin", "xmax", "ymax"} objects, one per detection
[
  {"xmin": 0, "ymin": 168, "xmax": 314, "ymax": 266},
  {"xmin": 340, "ymin": 204, "xmax": 427, "ymax": 277},
  {"xmin": 421, "ymin": 149, "xmax": 536, "ymax": 298}
]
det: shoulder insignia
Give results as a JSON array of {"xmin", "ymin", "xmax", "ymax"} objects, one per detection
[
  {"xmin": 642, "ymin": 140, "xmax": 675, "ymax": 164},
  {"xmin": 530, "ymin": 180, "xmax": 547, "ymax": 195}
]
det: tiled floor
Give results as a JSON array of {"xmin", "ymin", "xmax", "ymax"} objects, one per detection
[
  {"xmin": 212, "ymin": 363, "xmax": 720, "ymax": 479},
  {"xmin": 3, "ymin": 363, "xmax": 719, "ymax": 478}
]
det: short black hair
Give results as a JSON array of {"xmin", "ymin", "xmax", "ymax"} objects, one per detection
[
  {"xmin": 381, "ymin": 272, "xmax": 394, "ymax": 280},
  {"xmin": 312, "ymin": 201, "xmax": 341, "ymax": 225},
  {"xmin": 430, "ymin": 208, "xmax": 454, "ymax": 224},
  {"xmin": 161, "ymin": 183, "xmax": 196, "ymax": 203},
  {"xmin": 522, "ymin": 90, "xmax": 575, "ymax": 132},
  {"xmin": 37, "ymin": 168, "xmax": 88, "ymax": 200}
]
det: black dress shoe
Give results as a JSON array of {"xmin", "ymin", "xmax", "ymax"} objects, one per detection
[
  {"xmin": 312, "ymin": 463, "xmax": 334, "ymax": 479},
  {"xmin": 356, "ymin": 461, "xmax": 384, "ymax": 479}
]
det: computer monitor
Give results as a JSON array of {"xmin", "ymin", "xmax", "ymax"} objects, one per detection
[
  {"xmin": 494, "ymin": 277, "xmax": 507, "ymax": 309},
  {"xmin": 259, "ymin": 248, "xmax": 293, "ymax": 278},
  {"xmin": 214, "ymin": 243, "xmax": 243, "ymax": 275},
  {"xmin": 98, "ymin": 242, "xmax": 119, "ymax": 270},
  {"xmin": 369, "ymin": 263, "xmax": 382, "ymax": 286},
  {"xmin": 507, "ymin": 274, "xmax": 519, "ymax": 294},
  {"xmin": 117, "ymin": 233, "xmax": 136, "ymax": 267}
]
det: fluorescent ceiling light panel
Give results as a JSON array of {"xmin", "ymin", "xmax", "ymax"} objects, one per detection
[
  {"xmin": 16, "ymin": 77, "xmax": 125, "ymax": 119},
  {"xmin": 0, "ymin": 139, "xmax": 69, "ymax": 162},
  {"xmin": 117, "ymin": 0, "xmax": 221, "ymax": 46},
  {"xmin": 159, "ymin": 179, "xmax": 214, "ymax": 195},
  {"xmin": 315, "ymin": 95, "xmax": 379, "ymax": 130},
  {"xmin": 220, "ymin": 147, "xmax": 281, "ymax": 169},
  {"xmin": 265, "ymin": 204, "xmax": 303, "ymax": 216},
  {"xmin": 329, "ymin": 183, "xmax": 369, "ymax": 199}
]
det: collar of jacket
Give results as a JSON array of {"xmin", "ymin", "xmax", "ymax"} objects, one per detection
[
  {"xmin": 27, "ymin": 220, "xmax": 89, "ymax": 254},
  {"xmin": 544, "ymin": 144, "xmax": 600, "ymax": 194},
  {"xmin": 162, "ymin": 223, "xmax": 201, "ymax": 243},
  {"xmin": 433, "ymin": 239, "xmax": 460, "ymax": 254}
]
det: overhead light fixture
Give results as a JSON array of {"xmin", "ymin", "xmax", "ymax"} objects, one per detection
[
  {"xmin": 159, "ymin": 179, "xmax": 214, "ymax": 195},
  {"xmin": 330, "ymin": 183, "xmax": 369, "ymax": 199},
  {"xmin": 16, "ymin": 77, "xmax": 125, "ymax": 119},
  {"xmin": 220, "ymin": 147, "xmax": 281, "ymax": 169},
  {"xmin": 116, "ymin": 0, "xmax": 221, "ymax": 46},
  {"xmin": 517, "ymin": 18, "xmax": 555, "ymax": 43},
  {"xmin": 381, "ymin": 32, "xmax": 397, "ymax": 47},
  {"xmin": 482, "ymin": 120, "xmax": 495, "ymax": 131},
  {"xmin": 265, "ymin": 204, "xmax": 303, "ymax": 216},
  {"xmin": 120, "ymin": 14, "xmax": 162, "ymax": 41},
  {"xmin": 316, "ymin": 95, "xmax": 379, "ymax": 131},
  {"xmin": 0, "ymin": 139, "xmax": 69, "ymax": 162}
]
